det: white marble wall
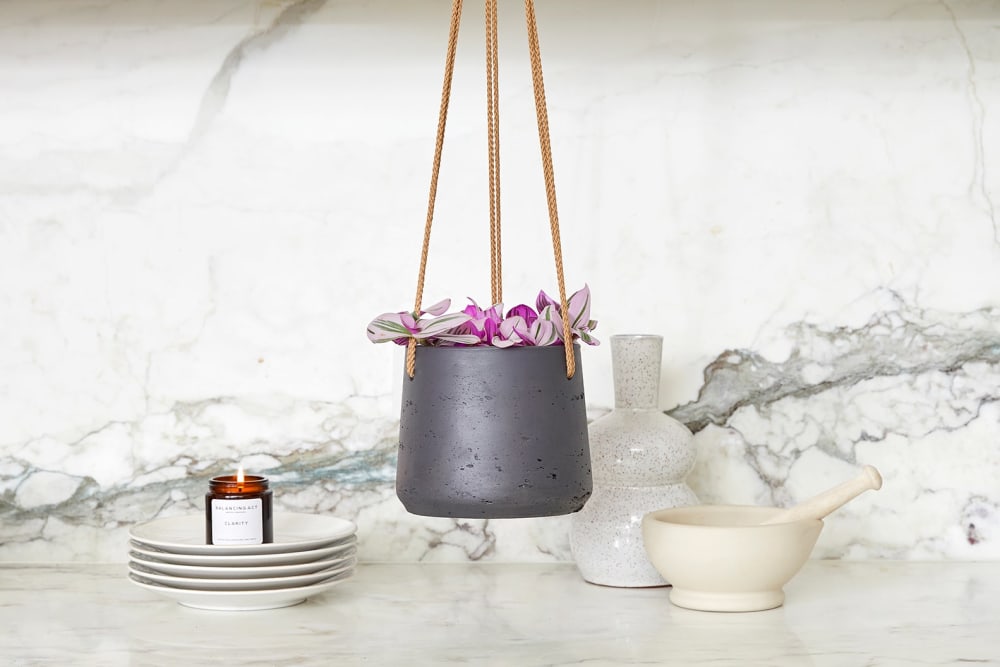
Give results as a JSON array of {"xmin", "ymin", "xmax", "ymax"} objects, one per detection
[{"xmin": 1, "ymin": 0, "xmax": 998, "ymax": 562}]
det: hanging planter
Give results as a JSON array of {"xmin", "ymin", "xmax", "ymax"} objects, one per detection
[
  {"xmin": 370, "ymin": 289, "xmax": 598, "ymax": 518},
  {"xmin": 398, "ymin": 344, "xmax": 590, "ymax": 518},
  {"xmin": 366, "ymin": 0, "xmax": 597, "ymax": 518}
]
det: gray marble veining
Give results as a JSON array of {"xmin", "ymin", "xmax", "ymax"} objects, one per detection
[
  {"xmin": 1, "ymin": 0, "xmax": 999, "ymax": 562},
  {"xmin": 671, "ymin": 302, "xmax": 1000, "ymax": 436}
]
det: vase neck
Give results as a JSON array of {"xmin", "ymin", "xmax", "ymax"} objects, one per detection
[{"xmin": 611, "ymin": 335, "xmax": 662, "ymax": 410}]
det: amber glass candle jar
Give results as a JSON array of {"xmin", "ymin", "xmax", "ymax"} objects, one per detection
[{"xmin": 205, "ymin": 473, "xmax": 274, "ymax": 545}]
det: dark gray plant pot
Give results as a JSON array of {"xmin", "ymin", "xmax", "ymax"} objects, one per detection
[{"xmin": 397, "ymin": 344, "xmax": 592, "ymax": 518}]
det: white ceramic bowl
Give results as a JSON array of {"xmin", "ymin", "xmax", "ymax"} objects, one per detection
[{"xmin": 642, "ymin": 505, "xmax": 823, "ymax": 612}]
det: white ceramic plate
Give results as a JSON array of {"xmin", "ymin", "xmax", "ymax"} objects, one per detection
[
  {"xmin": 130, "ymin": 513, "xmax": 356, "ymax": 555},
  {"xmin": 127, "ymin": 545, "xmax": 357, "ymax": 579},
  {"xmin": 128, "ymin": 539, "xmax": 354, "ymax": 567},
  {"xmin": 127, "ymin": 569, "xmax": 354, "ymax": 611},
  {"xmin": 128, "ymin": 557, "xmax": 356, "ymax": 591}
]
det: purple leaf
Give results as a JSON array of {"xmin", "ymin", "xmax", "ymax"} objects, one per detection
[
  {"xmin": 485, "ymin": 303, "xmax": 504, "ymax": 324},
  {"xmin": 506, "ymin": 304, "xmax": 538, "ymax": 327},
  {"xmin": 483, "ymin": 317, "xmax": 500, "ymax": 341},
  {"xmin": 536, "ymin": 289, "xmax": 559, "ymax": 313},
  {"xmin": 454, "ymin": 313, "xmax": 487, "ymax": 341},
  {"xmin": 462, "ymin": 299, "xmax": 505, "ymax": 344},
  {"xmin": 463, "ymin": 299, "xmax": 485, "ymax": 320},
  {"xmin": 456, "ymin": 321, "xmax": 485, "ymax": 341}
]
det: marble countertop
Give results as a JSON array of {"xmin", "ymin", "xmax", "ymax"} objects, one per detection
[{"xmin": 2, "ymin": 561, "xmax": 997, "ymax": 666}]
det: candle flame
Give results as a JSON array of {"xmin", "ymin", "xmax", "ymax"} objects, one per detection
[{"xmin": 236, "ymin": 465, "xmax": 245, "ymax": 484}]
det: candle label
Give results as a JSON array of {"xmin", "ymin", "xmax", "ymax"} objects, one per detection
[{"xmin": 210, "ymin": 498, "xmax": 264, "ymax": 545}]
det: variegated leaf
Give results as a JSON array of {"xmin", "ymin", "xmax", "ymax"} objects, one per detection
[
  {"xmin": 567, "ymin": 284, "xmax": 591, "ymax": 330},
  {"xmin": 415, "ymin": 312, "xmax": 474, "ymax": 338},
  {"xmin": 423, "ymin": 298, "xmax": 451, "ymax": 317},
  {"xmin": 366, "ymin": 313, "xmax": 413, "ymax": 343},
  {"xmin": 529, "ymin": 319, "xmax": 558, "ymax": 346},
  {"xmin": 432, "ymin": 333, "xmax": 483, "ymax": 345}
]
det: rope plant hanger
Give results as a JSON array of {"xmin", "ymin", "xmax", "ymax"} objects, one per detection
[
  {"xmin": 406, "ymin": 0, "xmax": 577, "ymax": 380},
  {"xmin": 388, "ymin": 0, "xmax": 594, "ymax": 519}
]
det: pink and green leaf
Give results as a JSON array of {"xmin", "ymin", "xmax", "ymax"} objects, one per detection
[
  {"xmin": 367, "ymin": 312, "xmax": 414, "ymax": 343},
  {"xmin": 491, "ymin": 336, "xmax": 519, "ymax": 348},
  {"xmin": 528, "ymin": 319, "xmax": 558, "ymax": 346},
  {"xmin": 415, "ymin": 312, "xmax": 473, "ymax": 338},
  {"xmin": 433, "ymin": 333, "xmax": 483, "ymax": 345},
  {"xmin": 566, "ymin": 284, "xmax": 592, "ymax": 330},
  {"xmin": 423, "ymin": 298, "xmax": 452, "ymax": 317},
  {"xmin": 368, "ymin": 286, "xmax": 595, "ymax": 347}
]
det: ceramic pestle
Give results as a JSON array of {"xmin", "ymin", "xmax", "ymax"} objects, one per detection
[{"xmin": 760, "ymin": 465, "xmax": 883, "ymax": 525}]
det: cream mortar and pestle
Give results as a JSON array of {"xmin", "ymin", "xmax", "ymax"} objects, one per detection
[{"xmin": 642, "ymin": 465, "xmax": 883, "ymax": 612}]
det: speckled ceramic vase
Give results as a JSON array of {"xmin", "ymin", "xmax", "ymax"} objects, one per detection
[
  {"xmin": 570, "ymin": 334, "xmax": 698, "ymax": 587},
  {"xmin": 397, "ymin": 344, "xmax": 592, "ymax": 519}
]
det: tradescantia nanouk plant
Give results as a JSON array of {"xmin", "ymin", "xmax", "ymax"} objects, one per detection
[{"xmin": 367, "ymin": 284, "xmax": 599, "ymax": 348}]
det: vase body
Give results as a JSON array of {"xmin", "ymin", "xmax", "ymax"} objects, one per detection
[
  {"xmin": 570, "ymin": 334, "xmax": 697, "ymax": 587},
  {"xmin": 397, "ymin": 344, "xmax": 592, "ymax": 518}
]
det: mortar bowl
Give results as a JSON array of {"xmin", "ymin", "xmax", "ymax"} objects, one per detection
[{"xmin": 642, "ymin": 505, "xmax": 823, "ymax": 612}]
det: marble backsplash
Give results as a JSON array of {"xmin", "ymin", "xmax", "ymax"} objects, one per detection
[{"xmin": 1, "ymin": 0, "xmax": 998, "ymax": 562}]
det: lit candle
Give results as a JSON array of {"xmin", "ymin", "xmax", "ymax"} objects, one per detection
[{"xmin": 205, "ymin": 465, "xmax": 274, "ymax": 545}]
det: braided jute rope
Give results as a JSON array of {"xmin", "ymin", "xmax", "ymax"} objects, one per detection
[
  {"xmin": 407, "ymin": 0, "xmax": 577, "ymax": 380},
  {"xmin": 486, "ymin": 0, "xmax": 502, "ymax": 306},
  {"xmin": 524, "ymin": 0, "xmax": 575, "ymax": 379},
  {"xmin": 407, "ymin": 0, "xmax": 463, "ymax": 379}
]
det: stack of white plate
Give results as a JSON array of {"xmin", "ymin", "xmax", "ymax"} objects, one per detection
[{"xmin": 127, "ymin": 513, "xmax": 357, "ymax": 610}]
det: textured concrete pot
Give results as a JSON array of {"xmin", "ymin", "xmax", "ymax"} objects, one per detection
[{"xmin": 397, "ymin": 344, "xmax": 592, "ymax": 518}]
